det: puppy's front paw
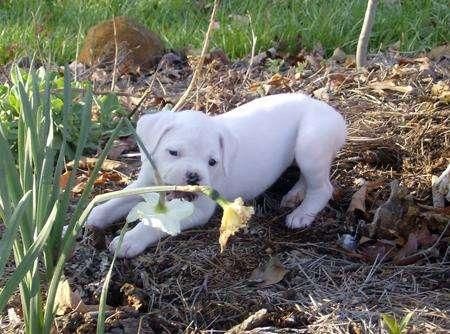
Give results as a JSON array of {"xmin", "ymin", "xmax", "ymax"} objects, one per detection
[
  {"xmin": 108, "ymin": 233, "xmax": 149, "ymax": 258},
  {"xmin": 285, "ymin": 208, "xmax": 316, "ymax": 229},
  {"xmin": 280, "ymin": 189, "xmax": 306, "ymax": 208},
  {"xmin": 86, "ymin": 205, "xmax": 111, "ymax": 229}
]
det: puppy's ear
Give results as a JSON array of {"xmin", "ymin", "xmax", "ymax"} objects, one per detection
[
  {"xmin": 218, "ymin": 124, "xmax": 238, "ymax": 176},
  {"xmin": 136, "ymin": 112, "xmax": 175, "ymax": 156}
]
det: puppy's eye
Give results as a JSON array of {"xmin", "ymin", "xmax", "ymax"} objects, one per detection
[
  {"xmin": 168, "ymin": 150, "xmax": 178, "ymax": 157},
  {"xmin": 208, "ymin": 158, "xmax": 217, "ymax": 167}
]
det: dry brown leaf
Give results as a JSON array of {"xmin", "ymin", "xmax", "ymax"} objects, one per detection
[
  {"xmin": 108, "ymin": 136, "xmax": 136, "ymax": 160},
  {"xmin": 347, "ymin": 178, "xmax": 368, "ymax": 214},
  {"xmin": 358, "ymin": 240, "xmax": 395, "ymax": 263},
  {"xmin": 427, "ymin": 44, "xmax": 449, "ymax": 60},
  {"xmin": 431, "ymin": 81, "xmax": 450, "ymax": 104},
  {"xmin": 391, "ymin": 64, "xmax": 417, "ymax": 78},
  {"xmin": 67, "ymin": 157, "xmax": 124, "ymax": 171},
  {"xmin": 396, "ymin": 56, "xmax": 417, "ymax": 65},
  {"xmin": 120, "ymin": 283, "xmax": 148, "ymax": 311},
  {"xmin": 313, "ymin": 86, "xmax": 331, "ymax": 101},
  {"xmin": 72, "ymin": 175, "xmax": 88, "ymax": 194},
  {"xmin": 369, "ymin": 80, "xmax": 415, "ymax": 94},
  {"xmin": 328, "ymin": 73, "xmax": 348, "ymax": 87},
  {"xmin": 249, "ymin": 256, "xmax": 287, "ymax": 287},
  {"xmin": 344, "ymin": 55, "xmax": 356, "ymax": 67},
  {"xmin": 369, "ymin": 180, "xmax": 420, "ymax": 239},
  {"xmin": 59, "ymin": 170, "xmax": 72, "ymax": 189},
  {"xmin": 94, "ymin": 170, "xmax": 126, "ymax": 186},
  {"xmin": 55, "ymin": 279, "xmax": 88, "ymax": 315},
  {"xmin": 267, "ymin": 73, "xmax": 290, "ymax": 87},
  {"xmin": 330, "ymin": 47, "xmax": 346, "ymax": 63},
  {"xmin": 416, "ymin": 226, "xmax": 438, "ymax": 248},
  {"xmin": 393, "ymin": 226, "xmax": 440, "ymax": 265},
  {"xmin": 248, "ymin": 82, "xmax": 262, "ymax": 92},
  {"xmin": 393, "ymin": 232, "xmax": 418, "ymax": 265}
]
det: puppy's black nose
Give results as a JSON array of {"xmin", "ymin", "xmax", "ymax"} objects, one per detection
[{"xmin": 186, "ymin": 171, "xmax": 201, "ymax": 185}]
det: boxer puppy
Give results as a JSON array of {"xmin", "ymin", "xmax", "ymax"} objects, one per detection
[{"xmin": 86, "ymin": 93, "xmax": 346, "ymax": 257}]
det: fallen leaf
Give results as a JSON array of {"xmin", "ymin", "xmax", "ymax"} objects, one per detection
[
  {"xmin": 72, "ymin": 175, "xmax": 88, "ymax": 194},
  {"xmin": 391, "ymin": 64, "xmax": 417, "ymax": 78},
  {"xmin": 419, "ymin": 204, "xmax": 450, "ymax": 223},
  {"xmin": 67, "ymin": 157, "xmax": 125, "ymax": 171},
  {"xmin": 328, "ymin": 73, "xmax": 348, "ymax": 88},
  {"xmin": 347, "ymin": 178, "xmax": 368, "ymax": 214},
  {"xmin": 55, "ymin": 279, "xmax": 88, "ymax": 315},
  {"xmin": 313, "ymin": 86, "xmax": 331, "ymax": 101},
  {"xmin": 330, "ymin": 47, "xmax": 346, "ymax": 63},
  {"xmin": 358, "ymin": 240, "xmax": 396, "ymax": 263},
  {"xmin": 392, "ymin": 226, "xmax": 441, "ymax": 266},
  {"xmin": 369, "ymin": 80, "xmax": 415, "ymax": 94},
  {"xmin": 94, "ymin": 170, "xmax": 127, "ymax": 186},
  {"xmin": 396, "ymin": 56, "xmax": 417, "ymax": 65},
  {"xmin": 369, "ymin": 180, "xmax": 419, "ymax": 238},
  {"xmin": 120, "ymin": 283, "xmax": 148, "ymax": 311},
  {"xmin": 267, "ymin": 73, "xmax": 290, "ymax": 87},
  {"xmin": 393, "ymin": 232, "xmax": 418, "ymax": 264},
  {"xmin": 108, "ymin": 136, "xmax": 136, "ymax": 160},
  {"xmin": 344, "ymin": 55, "xmax": 356, "ymax": 67},
  {"xmin": 431, "ymin": 81, "xmax": 450, "ymax": 104},
  {"xmin": 416, "ymin": 226, "xmax": 438, "ymax": 248},
  {"xmin": 7, "ymin": 308, "xmax": 21, "ymax": 326},
  {"xmin": 248, "ymin": 82, "xmax": 263, "ymax": 93},
  {"xmin": 249, "ymin": 256, "xmax": 287, "ymax": 287},
  {"xmin": 59, "ymin": 170, "xmax": 72, "ymax": 189},
  {"xmin": 427, "ymin": 44, "xmax": 449, "ymax": 60}
]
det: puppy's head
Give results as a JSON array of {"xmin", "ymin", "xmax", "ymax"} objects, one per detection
[{"xmin": 136, "ymin": 111, "xmax": 237, "ymax": 189}]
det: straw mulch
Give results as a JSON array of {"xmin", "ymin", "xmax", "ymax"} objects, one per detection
[{"xmin": 56, "ymin": 46, "xmax": 450, "ymax": 334}]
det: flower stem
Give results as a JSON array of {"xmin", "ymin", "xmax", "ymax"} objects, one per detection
[{"xmin": 125, "ymin": 119, "xmax": 167, "ymax": 209}]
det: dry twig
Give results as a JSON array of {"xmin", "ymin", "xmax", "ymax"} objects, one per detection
[{"xmin": 172, "ymin": 0, "xmax": 220, "ymax": 111}]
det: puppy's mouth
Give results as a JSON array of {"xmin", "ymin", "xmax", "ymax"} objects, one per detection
[{"xmin": 166, "ymin": 191, "xmax": 198, "ymax": 202}]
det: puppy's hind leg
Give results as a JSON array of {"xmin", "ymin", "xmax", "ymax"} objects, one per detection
[
  {"xmin": 285, "ymin": 137, "xmax": 334, "ymax": 229},
  {"xmin": 280, "ymin": 174, "xmax": 306, "ymax": 208}
]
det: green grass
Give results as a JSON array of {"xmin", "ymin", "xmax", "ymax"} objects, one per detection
[{"xmin": 0, "ymin": 0, "xmax": 448, "ymax": 65}]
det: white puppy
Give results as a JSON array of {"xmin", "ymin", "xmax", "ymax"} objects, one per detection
[{"xmin": 86, "ymin": 93, "xmax": 346, "ymax": 257}]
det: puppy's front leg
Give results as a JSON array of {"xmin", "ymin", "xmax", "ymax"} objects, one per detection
[
  {"xmin": 86, "ymin": 160, "xmax": 155, "ymax": 229},
  {"xmin": 110, "ymin": 196, "xmax": 216, "ymax": 258}
]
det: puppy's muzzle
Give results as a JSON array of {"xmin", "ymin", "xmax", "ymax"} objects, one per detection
[{"xmin": 186, "ymin": 171, "xmax": 201, "ymax": 185}]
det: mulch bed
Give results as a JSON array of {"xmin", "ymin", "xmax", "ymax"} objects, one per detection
[{"xmin": 3, "ymin": 45, "xmax": 450, "ymax": 333}]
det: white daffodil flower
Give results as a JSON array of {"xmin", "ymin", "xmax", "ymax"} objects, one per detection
[{"xmin": 126, "ymin": 192, "xmax": 194, "ymax": 236}]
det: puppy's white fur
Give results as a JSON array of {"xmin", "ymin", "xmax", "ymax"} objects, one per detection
[{"xmin": 87, "ymin": 93, "xmax": 346, "ymax": 257}]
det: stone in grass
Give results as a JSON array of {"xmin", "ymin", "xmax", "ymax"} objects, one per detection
[{"xmin": 78, "ymin": 16, "xmax": 164, "ymax": 73}]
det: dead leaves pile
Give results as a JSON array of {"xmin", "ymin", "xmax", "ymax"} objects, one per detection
[
  {"xmin": 245, "ymin": 43, "xmax": 450, "ymax": 108},
  {"xmin": 341, "ymin": 175, "xmax": 449, "ymax": 265},
  {"xmin": 59, "ymin": 156, "xmax": 129, "ymax": 195}
]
